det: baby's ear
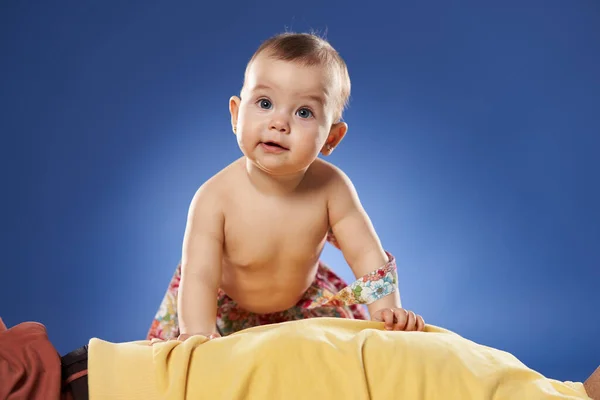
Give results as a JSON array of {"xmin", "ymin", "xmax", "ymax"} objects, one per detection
[
  {"xmin": 321, "ymin": 122, "xmax": 348, "ymax": 155},
  {"xmin": 229, "ymin": 96, "xmax": 241, "ymax": 134}
]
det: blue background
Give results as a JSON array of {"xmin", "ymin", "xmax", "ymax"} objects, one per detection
[{"xmin": 1, "ymin": 0, "xmax": 598, "ymax": 383}]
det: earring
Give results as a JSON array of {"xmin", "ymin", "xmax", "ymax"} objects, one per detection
[
  {"xmin": 326, "ymin": 144, "xmax": 333, "ymax": 151},
  {"xmin": 233, "ymin": 126, "xmax": 237, "ymax": 133}
]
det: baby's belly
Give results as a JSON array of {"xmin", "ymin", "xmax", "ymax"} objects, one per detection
[{"xmin": 220, "ymin": 261, "xmax": 319, "ymax": 314}]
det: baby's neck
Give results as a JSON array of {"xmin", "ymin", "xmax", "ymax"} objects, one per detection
[{"xmin": 244, "ymin": 158, "xmax": 308, "ymax": 196}]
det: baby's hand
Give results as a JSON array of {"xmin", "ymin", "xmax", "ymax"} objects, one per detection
[
  {"xmin": 371, "ymin": 308, "xmax": 425, "ymax": 332},
  {"xmin": 178, "ymin": 332, "xmax": 221, "ymax": 341},
  {"xmin": 149, "ymin": 332, "xmax": 221, "ymax": 346}
]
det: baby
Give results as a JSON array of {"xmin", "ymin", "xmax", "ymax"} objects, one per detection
[{"xmin": 149, "ymin": 32, "xmax": 425, "ymax": 341}]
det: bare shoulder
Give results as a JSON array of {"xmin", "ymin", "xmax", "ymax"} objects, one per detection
[
  {"xmin": 309, "ymin": 158, "xmax": 357, "ymax": 198},
  {"xmin": 189, "ymin": 158, "xmax": 244, "ymax": 216},
  {"xmin": 309, "ymin": 159, "xmax": 364, "ymax": 230}
]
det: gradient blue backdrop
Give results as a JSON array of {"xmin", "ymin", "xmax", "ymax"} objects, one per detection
[{"xmin": 1, "ymin": 0, "xmax": 598, "ymax": 383}]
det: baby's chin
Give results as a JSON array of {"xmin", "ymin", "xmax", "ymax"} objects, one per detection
[
  {"xmin": 248, "ymin": 156, "xmax": 310, "ymax": 178},
  {"xmin": 255, "ymin": 160, "xmax": 304, "ymax": 176},
  {"xmin": 239, "ymin": 145, "xmax": 316, "ymax": 176}
]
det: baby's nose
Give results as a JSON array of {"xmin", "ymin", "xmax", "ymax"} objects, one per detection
[{"xmin": 269, "ymin": 118, "xmax": 290, "ymax": 133}]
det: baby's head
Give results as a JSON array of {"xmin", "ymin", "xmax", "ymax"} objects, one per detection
[
  {"xmin": 229, "ymin": 32, "xmax": 351, "ymax": 175},
  {"xmin": 242, "ymin": 32, "xmax": 351, "ymax": 123}
]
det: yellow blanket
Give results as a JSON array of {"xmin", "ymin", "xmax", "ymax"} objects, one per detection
[{"xmin": 88, "ymin": 318, "xmax": 590, "ymax": 399}]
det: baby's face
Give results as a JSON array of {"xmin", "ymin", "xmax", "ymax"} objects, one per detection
[{"xmin": 232, "ymin": 53, "xmax": 339, "ymax": 175}]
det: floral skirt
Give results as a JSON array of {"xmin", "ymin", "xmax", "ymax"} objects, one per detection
[
  {"xmin": 147, "ymin": 261, "xmax": 369, "ymax": 339},
  {"xmin": 147, "ymin": 228, "xmax": 397, "ymax": 339}
]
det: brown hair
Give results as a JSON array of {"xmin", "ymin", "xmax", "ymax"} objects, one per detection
[{"xmin": 244, "ymin": 32, "xmax": 351, "ymax": 122}]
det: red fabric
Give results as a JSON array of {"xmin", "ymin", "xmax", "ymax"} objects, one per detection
[{"xmin": 0, "ymin": 318, "xmax": 62, "ymax": 400}]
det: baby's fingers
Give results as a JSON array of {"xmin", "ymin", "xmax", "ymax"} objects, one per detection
[
  {"xmin": 416, "ymin": 315, "xmax": 425, "ymax": 331},
  {"xmin": 391, "ymin": 309, "xmax": 407, "ymax": 331},
  {"xmin": 178, "ymin": 334, "xmax": 190, "ymax": 341},
  {"xmin": 382, "ymin": 309, "xmax": 395, "ymax": 330},
  {"xmin": 403, "ymin": 311, "xmax": 418, "ymax": 331}
]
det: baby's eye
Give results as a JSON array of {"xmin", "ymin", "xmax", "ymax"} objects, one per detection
[
  {"xmin": 297, "ymin": 108, "xmax": 313, "ymax": 119},
  {"xmin": 258, "ymin": 99, "xmax": 272, "ymax": 109}
]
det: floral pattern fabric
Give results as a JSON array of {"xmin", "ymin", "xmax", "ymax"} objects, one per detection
[{"xmin": 146, "ymin": 229, "xmax": 397, "ymax": 339}]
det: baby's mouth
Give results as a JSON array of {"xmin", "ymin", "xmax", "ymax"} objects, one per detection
[{"xmin": 261, "ymin": 141, "xmax": 288, "ymax": 150}]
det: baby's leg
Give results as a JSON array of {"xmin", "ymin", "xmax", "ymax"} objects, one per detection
[{"xmin": 584, "ymin": 365, "xmax": 600, "ymax": 399}]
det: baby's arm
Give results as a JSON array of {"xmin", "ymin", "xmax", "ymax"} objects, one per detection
[
  {"xmin": 326, "ymin": 166, "xmax": 402, "ymax": 315},
  {"xmin": 177, "ymin": 182, "xmax": 224, "ymax": 338}
]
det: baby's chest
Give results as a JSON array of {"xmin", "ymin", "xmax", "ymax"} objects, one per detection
[{"xmin": 223, "ymin": 199, "xmax": 330, "ymax": 264}]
